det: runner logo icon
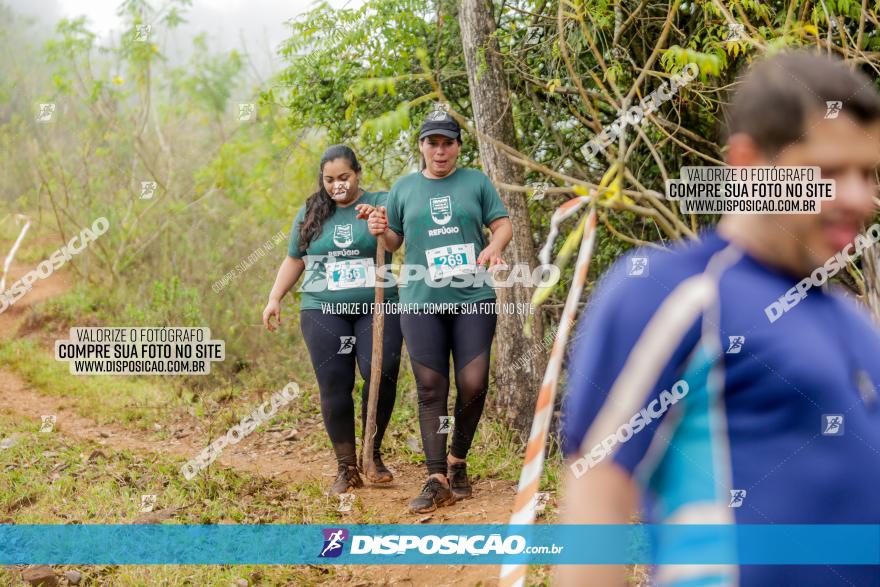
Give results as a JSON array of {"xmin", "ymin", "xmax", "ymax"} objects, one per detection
[
  {"xmin": 333, "ymin": 224, "xmax": 354, "ymax": 248},
  {"xmin": 319, "ymin": 528, "xmax": 349, "ymax": 558},
  {"xmin": 824, "ymin": 101, "xmax": 843, "ymax": 119},
  {"xmin": 437, "ymin": 416, "xmax": 454, "ymax": 434},
  {"xmin": 430, "ymin": 196, "xmax": 453, "ymax": 225},
  {"xmin": 726, "ymin": 336, "xmax": 745, "ymax": 354},
  {"xmin": 822, "ymin": 414, "xmax": 844, "ymax": 436},
  {"xmin": 628, "ymin": 256, "xmax": 648, "ymax": 277},
  {"xmin": 729, "ymin": 489, "xmax": 747, "ymax": 508},
  {"xmin": 338, "ymin": 336, "xmax": 356, "ymax": 355}
]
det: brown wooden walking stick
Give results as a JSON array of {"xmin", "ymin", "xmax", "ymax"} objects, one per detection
[{"xmin": 361, "ymin": 237, "xmax": 385, "ymax": 482}]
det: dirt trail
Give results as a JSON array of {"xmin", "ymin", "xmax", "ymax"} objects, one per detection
[{"xmin": 0, "ymin": 254, "xmax": 517, "ymax": 585}]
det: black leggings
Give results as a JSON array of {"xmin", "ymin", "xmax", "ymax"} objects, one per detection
[
  {"xmin": 400, "ymin": 302, "xmax": 497, "ymax": 475},
  {"xmin": 300, "ymin": 309, "xmax": 402, "ymax": 467}
]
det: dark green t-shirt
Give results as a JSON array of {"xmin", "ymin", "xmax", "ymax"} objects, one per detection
[
  {"xmin": 288, "ymin": 191, "xmax": 398, "ymax": 311},
  {"xmin": 386, "ymin": 168, "xmax": 509, "ymax": 307}
]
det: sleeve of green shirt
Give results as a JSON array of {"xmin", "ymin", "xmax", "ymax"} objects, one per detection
[
  {"xmin": 386, "ymin": 185, "xmax": 404, "ymax": 236},
  {"xmin": 287, "ymin": 206, "xmax": 307, "ymax": 258},
  {"xmin": 480, "ymin": 172, "xmax": 509, "ymax": 225}
]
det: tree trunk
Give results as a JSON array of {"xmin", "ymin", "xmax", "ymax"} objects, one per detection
[{"xmin": 459, "ymin": 0, "xmax": 547, "ymax": 436}]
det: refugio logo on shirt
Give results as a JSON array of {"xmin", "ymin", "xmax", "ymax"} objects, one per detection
[
  {"xmin": 429, "ymin": 196, "xmax": 453, "ymax": 225},
  {"xmin": 333, "ymin": 224, "xmax": 354, "ymax": 248}
]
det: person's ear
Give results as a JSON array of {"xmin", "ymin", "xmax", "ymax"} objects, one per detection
[{"xmin": 726, "ymin": 132, "xmax": 766, "ymax": 166}]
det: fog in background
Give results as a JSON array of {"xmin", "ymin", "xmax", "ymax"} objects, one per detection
[{"xmin": 4, "ymin": 0, "xmax": 361, "ymax": 83}]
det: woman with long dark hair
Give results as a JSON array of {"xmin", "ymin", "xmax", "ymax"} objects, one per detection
[
  {"xmin": 366, "ymin": 113, "xmax": 513, "ymax": 513},
  {"xmin": 263, "ymin": 145, "xmax": 401, "ymax": 495}
]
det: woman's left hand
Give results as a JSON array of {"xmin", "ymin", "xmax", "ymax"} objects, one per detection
[
  {"xmin": 355, "ymin": 203, "xmax": 376, "ymax": 220},
  {"xmin": 477, "ymin": 244, "xmax": 506, "ymax": 268}
]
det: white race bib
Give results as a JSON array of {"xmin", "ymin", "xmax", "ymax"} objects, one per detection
[
  {"xmin": 326, "ymin": 258, "xmax": 375, "ymax": 291},
  {"xmin": 425, "ymin": 243, "xmax": 477, "ymax": 280}
]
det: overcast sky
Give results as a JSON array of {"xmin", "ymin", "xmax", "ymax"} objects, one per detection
[{"xmin": 6, "ymin": 0, "xmax": 361, "ymax": 82}]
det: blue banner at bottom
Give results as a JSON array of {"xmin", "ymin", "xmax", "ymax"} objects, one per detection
[{"xmin": 1, "ymin": 524, "xmax": 878, "ymax": 565}]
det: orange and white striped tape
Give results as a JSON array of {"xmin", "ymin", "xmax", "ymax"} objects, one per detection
[{"xmin": 499, "ymin": 206, "xmax": 598, "ymax": 587}]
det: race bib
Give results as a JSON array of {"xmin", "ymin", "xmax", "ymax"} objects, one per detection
[
  {"xmin": 326, "ymin": 258, "xmax": 375, "ymax": 291},
  {"xmin": 425, "ymin": 243, "xmax": 477, "ymax": 280}
]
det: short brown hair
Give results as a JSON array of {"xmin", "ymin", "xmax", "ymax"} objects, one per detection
[{"xmin": 724, "ymin": 51, "xmax": 880, "ymax": 156}]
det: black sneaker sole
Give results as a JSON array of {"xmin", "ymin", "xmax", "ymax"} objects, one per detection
[
  {"xmin": 408, "ymin": 493, "xmax": 457, "ymax": 514},
  {"xmin": 329, "ymin": 482, "xmax": 362, "ymax": 496},
  {"xmin": 329, "ymin": 485, "xmax": 355, "ymax": 497},
  {"xmin": 329, "ymin": 469, "xmax": 364, "ymax": 496}
]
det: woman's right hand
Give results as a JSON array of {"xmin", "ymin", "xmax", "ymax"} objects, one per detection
[
  {"xmin": 366, "ymin": 206, "xmax": 388, "ymax": 236},
  {"xmin": 263, "ymin": 298, "xmax": 282, "ymax": 332}
]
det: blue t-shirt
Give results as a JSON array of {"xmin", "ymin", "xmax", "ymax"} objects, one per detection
[{"xmin": 561, "ymin": 230, "xmax": 880, "ymax": 586}]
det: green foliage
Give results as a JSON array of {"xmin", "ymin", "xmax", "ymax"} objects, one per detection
[
  {"xmin": 274, "ymin": 0, "xmax": 475, "ymax": 183},
  {"xmin": 123, "ymin": 276, "xmax": 205, "ymax": 326},
  {"xmin": 179, "ymin": 33, "xmax": 245, "ymax": 114},
  {"xmin": 661, "ymin": 45, "xmax": 724, "ymax": 78},
  {"xmin": 360, "ymin": 100, "xmax": 411, "ymax": 140}
]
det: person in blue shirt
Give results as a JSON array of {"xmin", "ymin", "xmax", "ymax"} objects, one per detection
[{"xmin": 560, "ymin": 52, "xmax": 880, "ymax": 586}]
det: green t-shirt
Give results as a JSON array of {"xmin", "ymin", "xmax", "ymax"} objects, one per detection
[
  {"xmin": 386, "ymin": 168, "xmax": 509, "ymax": 308},
  {"xmin": 288, "ymin": 190, "xmax": 398, "ymax": 311}
]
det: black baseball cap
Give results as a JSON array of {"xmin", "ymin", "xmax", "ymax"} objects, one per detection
[{"xmin": 418, "ymin": 111, "xmax": 461, "ymax": 140}]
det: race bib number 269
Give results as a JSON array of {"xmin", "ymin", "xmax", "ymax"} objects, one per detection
[{"xmin": 425, "ymin": 243, "xmax": 476, "ymax": 280}]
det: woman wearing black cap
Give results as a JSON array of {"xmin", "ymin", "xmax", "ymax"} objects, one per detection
[
  {"xmin": 263, "ymin": 145, "xmax": 402, "ymax": 496},
  {"xmin": 365, "ymin": 112, "xmax": 513, "ymax": 513}
]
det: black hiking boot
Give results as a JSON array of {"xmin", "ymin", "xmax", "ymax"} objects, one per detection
[
  {"xmin": 408, "ymin": 476, "xmax": 456, "ymax": 513},
  {"xmin": 448, "ymin": 461, "xmax": 472, "ymax": 499},
  {"xmin": 330, "ymin": 464, "xmax": 364, "ymax": 496}
]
